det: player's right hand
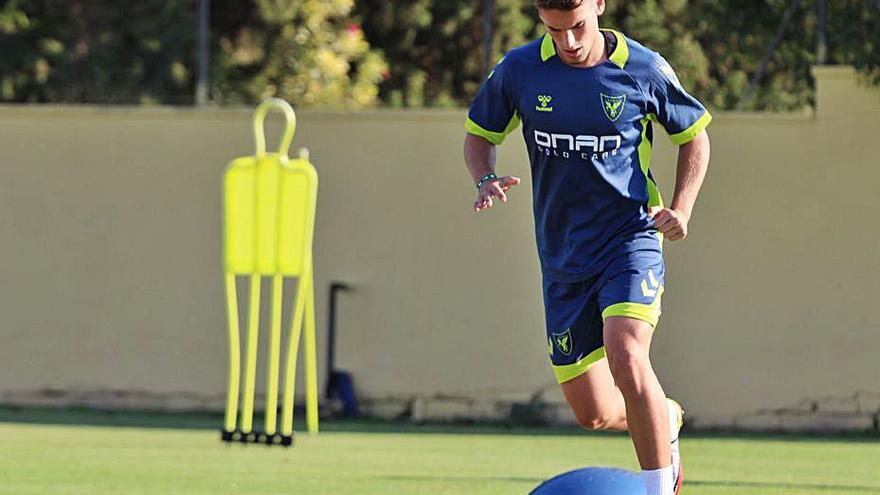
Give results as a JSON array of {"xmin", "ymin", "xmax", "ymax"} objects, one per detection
[{"xmin": 474, "ymin": 176, "xmax": 521, "ymax": 212}]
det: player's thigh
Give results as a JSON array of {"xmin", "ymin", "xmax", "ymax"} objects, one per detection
[
  {"xmin": 602, "ymin": 316, "xmax": 654, "ymax": 363},
  {"xmin": 598, "ymin": 248, "xmax": 664, "ymax": 362},
  {"xmin": 559, "ymin": 357, "xmax": 622, "ymax": 423}
]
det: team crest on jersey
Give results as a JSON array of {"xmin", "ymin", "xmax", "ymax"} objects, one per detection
[
  {"xmin": 552, "ymin": 328, "xmax": 573, "ymax": 356},
  {"xmin": 600, "ymin": 93, "xmax": 626, "ymax": 121}
]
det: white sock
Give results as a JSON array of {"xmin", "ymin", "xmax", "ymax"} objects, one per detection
[{"xmin": 642, "ymin": 466, "xmax": 674, "ymax": 495}]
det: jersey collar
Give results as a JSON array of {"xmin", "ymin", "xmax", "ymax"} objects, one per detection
[{"xmin": 540, "ymin": 29, "xmax": 629, "ymax": 69}]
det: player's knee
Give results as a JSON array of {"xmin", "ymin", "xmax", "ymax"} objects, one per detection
[{"xmin": 573, "ymin": 409, "xmax": 613, "ymax": 431}]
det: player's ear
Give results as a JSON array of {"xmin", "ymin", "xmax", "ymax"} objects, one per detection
[{"xmin": 595, "ymin": 0, "xmax": 606, "ymax": 16}]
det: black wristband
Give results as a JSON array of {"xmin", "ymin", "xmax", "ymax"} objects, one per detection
[{"xmin": 476, "ymin": 173, "xmax": 498, "ymax": 190}]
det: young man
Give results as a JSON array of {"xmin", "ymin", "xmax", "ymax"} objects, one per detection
[{"xmin": 463, "ymin": 1, "xmax": 711, "ymax": 494}]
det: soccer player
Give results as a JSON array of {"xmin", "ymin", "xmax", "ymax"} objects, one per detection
[{"xmin": 463, "ymin": 1, "xmax": 711, "ymax": 494}]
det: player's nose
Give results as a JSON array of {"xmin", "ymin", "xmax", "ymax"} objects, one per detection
[{"xmin": 563, "ymin": 30, "xmax": 576, "ymax": 49}]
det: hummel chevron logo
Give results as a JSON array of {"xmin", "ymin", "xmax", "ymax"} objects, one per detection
[
  {"xmin": 641, "ymin": 270, "xmax": 660, "ymax": 298},
  {"xmin": 536, "ymin": 95, "xmax": 553, "ymax": 112}
]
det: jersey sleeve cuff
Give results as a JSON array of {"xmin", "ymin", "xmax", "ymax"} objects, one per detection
[
  {"xmin": 668, "ymin": 111, "xmax": 712, "ymax": 146},
  {"xmin": 465, "ymin": 115, "xmax": 520, "ymax": 145}
]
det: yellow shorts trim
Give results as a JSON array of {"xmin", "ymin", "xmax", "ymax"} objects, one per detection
[
  {"xmin": 601, "ymin": 285, "xmax": 664, "ymax": 327},
  {"xmin": 552, "ymin": 346, "xmax": 606, "ymax": 384},
  {"xmin": 601, "ymin": 297, "xmax": 663, "ymax": 328}
]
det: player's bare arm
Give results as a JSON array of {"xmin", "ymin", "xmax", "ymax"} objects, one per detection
[
  {"xmin": 650, "ymin": 129, "xmax": 711, "ymax": 241},
  {"xmin": 463, "ymin": 133, "xmax": 521, "ymax": 212}
]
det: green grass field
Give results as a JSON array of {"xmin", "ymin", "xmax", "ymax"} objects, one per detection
[{"xmin": 1, "ymin": 411, "xmax": 879, "ymax": 495}]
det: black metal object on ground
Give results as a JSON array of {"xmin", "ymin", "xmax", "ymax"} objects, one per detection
[{"xmin": 326, "ymin": 282, "xmax": 360, "ymax": 417}]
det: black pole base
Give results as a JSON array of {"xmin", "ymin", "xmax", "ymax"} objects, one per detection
[{"xmin": 220, "ymin": 429, "xmax": 294, "ymax": 447}]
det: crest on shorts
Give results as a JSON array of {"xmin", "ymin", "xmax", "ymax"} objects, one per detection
[
  {"xmin": 600, "ymin": 93, "xmax": 626, "ymax": 121},
  {"xmin": 552, "ymin": 328, "xmax": 573, "ymax": 356}
]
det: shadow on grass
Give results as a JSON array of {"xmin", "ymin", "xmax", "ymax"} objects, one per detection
[
  {"xmin": 1, "ymin": 406, "xmax": 878, "ymax": 444},
  {"xmin": 0, "ymin": 405, "xmax": 604, "ymax": 436},
  {"xmin": 0, "ymin": 405, "xmax": 224, "ymax": 430}
]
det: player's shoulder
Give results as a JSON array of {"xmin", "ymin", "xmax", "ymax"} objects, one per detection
[
  {"xmin": 495, "ymin": 36, "xmax": 547, "ymax": 74},
  {"xmin": 609, "ymin": 30, "xmax": 666, "ymax": 77}
]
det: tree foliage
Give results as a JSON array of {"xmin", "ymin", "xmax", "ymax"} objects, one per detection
[
  {"xmin": 213, "ymin": 0, "xmax": 387, "ymax": 108},
  {"xmin": 0, "ymin": 0, "xmax": 877, "ymax": 110},
  {"xmin": 358, "ymin": 0, "xmax": 880, "ymax": 111},
  {"xmin": 353, "ymin": 0, "xmax": 541, "ymax": 107},
  {"xmin": 0, "ymin": 0, "xmax": 386, "ymax": 107},
  {"xmin": 0, "ymin": 0, "xmax": 195, "ymax": 104},
  {"xmin": 825, "ymin": 0, "xmax": 880, "ymax": 85}
]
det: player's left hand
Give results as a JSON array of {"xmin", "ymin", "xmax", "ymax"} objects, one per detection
[
  {"xmin": 474, "ymin": 175, "xmax": 521, "ymax": 212},
  {"xmin": 649, "ymin": 207, "xmax": 689, "ymax": 241}
]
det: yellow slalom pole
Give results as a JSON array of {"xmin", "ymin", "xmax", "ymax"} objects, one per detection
[
  {"xmin": 303, "ymin": 269, "xmax": 319, "ymax": 434},
  {"xmin": 280, "ymin": 268, "xmax": 309, "ymax": 437},
  {"xmin": 240, "ymin": 273, "xmax": 262, "ymax": 434},
  {"xmin": 264, "ymin": 274, "xmax": 284, "ymax": 435},
  {"xmin": 223, "ymin": 274, "xmax": 241, "ymax": 434}
]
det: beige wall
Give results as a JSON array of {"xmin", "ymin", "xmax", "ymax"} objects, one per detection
[{"xmin": 0, "ymin": 67, "xmax": 877, "ymax": 427}]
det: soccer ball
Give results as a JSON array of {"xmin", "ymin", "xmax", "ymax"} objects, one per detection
[{"xmin": 530, "ymin": 467, "xmax": 645, "ymax": 495}]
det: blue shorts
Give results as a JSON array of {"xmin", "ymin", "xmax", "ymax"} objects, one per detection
[{"xmin": 543, "ymin": 248, "xmax": 665, "ymax": 384}]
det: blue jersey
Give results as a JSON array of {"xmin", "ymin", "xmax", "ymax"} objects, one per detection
[{"xmin": 466, "ymin": 30, "xmax": 711, "ymax": 282}]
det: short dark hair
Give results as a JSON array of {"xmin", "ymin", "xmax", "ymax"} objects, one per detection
[{"xmin": 534, "ymin": 0, "xmax": 583, "ymax": 10}]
